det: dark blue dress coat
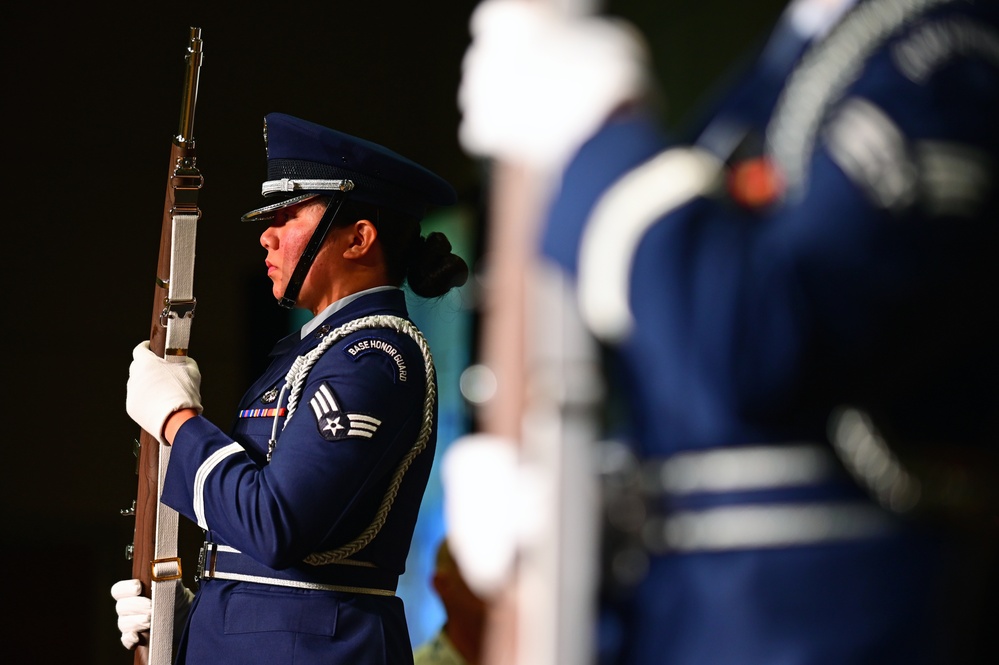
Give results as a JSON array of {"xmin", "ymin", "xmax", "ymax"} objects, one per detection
[{"xmin": 162, "ymin": 288, "xmax": 436, "ymax": 664}]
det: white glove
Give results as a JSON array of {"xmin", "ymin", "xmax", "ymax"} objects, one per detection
[
  {"xmin": 442, "ymin": 433, "xmax": 546, "ymax": 598},
  {"xmin": 126, "ymin": 340, "xmax": 203, "ymax": 445},
  {"xmin": 111, "ymin": 579, "xmax": 149, "ymax": 650},
  {"xmin": 458, "ymin": 0, "xmax": 652, "ymax": 171},
  {"xmin": 110, "ymin": 578, "xmax": 196, "ymax": 650}
]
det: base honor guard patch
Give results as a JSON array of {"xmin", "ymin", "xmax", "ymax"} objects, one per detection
[
  {"xmin": 310, "ymin": 382, "xmax": 382, "ymax": 441},
  {"xmin": 345, "ymin": 336, "xmax": 409, "ymax": 382}
]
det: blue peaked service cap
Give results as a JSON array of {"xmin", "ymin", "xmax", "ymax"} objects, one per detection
[{"xmin": 241, "ymin": 112, "xmax": 457, "ymax": 222}]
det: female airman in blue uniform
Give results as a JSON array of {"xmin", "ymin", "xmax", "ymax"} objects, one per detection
[{"xmin": 118, "ymin": 112, "xmax": 469, "ymax": 664}]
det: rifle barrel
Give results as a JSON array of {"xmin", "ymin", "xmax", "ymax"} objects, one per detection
[
  {"xmin": 176, "ymin": 27, "xmax": 203, "ymax": 145},
  {"xmin": 129, "ymin": 27, "xmax": 204, "ymax": 665}
]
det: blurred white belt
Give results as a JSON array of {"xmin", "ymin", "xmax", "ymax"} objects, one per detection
[
  {"xmin": 645, "ymin": 442, "xmax": 844, "ymax": 494},
  {"xmin": 644, "ymin": 500, "xmax": 897, "ymax": 553},
  {"xmin": 629, "ymin": 443, "xmax": 898, "ymax": 552}
]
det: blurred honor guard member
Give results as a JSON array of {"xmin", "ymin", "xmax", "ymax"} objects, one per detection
[
  {"xmin": 113, "ymin": 112, "xmax": 469, "ymax": 664},
  {"xmin": 452, "ymin": 1, "xmax": 998, "ymax": 664}
]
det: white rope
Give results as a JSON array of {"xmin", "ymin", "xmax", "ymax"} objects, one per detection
[
  {"xmin": 765, "ymin": 0, "xmax": 954, "ymax": 198},
  {"xmin": 265, "ymin": 314, "xmax": 437, "ymax": 564}
]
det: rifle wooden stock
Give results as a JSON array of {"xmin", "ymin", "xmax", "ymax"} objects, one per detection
[
  {"xmin": 129, "ymin": 26, "xmax": 203, "ymax": 665},
  {"xmin": 478, "ymin": 169, "xmax": 600, "ymax": 665},
  {"xmin": 476, "ymin": 162, "xmax": 537, "ymax": 665},
  {"xmin": 474, "ymin": 3, "xmax": 601, "ymax": 665}
]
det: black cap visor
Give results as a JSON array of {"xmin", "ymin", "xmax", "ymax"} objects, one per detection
[{"xmin": 240, "ymin": 193, "xmax": 323, "ymax": 223}]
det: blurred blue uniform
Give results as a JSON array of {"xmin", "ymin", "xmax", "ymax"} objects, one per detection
[
  {"xmin": 161, "ymin": 288, "xmax": 437, "ymax": 664},
  {"xmin": 541, "ymin": 0, "xmax": 999, "ymax": 663}
]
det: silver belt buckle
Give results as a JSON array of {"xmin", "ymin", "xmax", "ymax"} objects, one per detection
[{"xmin": 196, "ymin": 542, "xmax": 218, "ymax": 581}]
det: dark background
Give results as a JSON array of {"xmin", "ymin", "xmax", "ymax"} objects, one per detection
[{"xmin": 1, "ymin": 1, "xmax": 785, "ymax": 662}]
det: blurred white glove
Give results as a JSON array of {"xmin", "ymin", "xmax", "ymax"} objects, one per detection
[
  {"xmin": 458, "ymin": 0, "xmax": 652, "ymax": 171},
  {"xmin": 442, "ymin": 433, "xmax": 547, "ymax": 598},
  {"xmin": 126, "ymin": 340, "xmax": 203, "ymax": 445},
  {"xmin": 110, "ymin": 578, "xmax": 195, "ymax": 650}
]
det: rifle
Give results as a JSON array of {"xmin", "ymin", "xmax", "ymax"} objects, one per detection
[
  {"xmin": 123, "ymin": 26, "xmax": 204, "ymax": 665},
  {"xmin": 471, "ymin": 2, "xmax": 602, "ymax": 664}
]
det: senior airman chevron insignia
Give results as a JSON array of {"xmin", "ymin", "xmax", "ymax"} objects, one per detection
[{"xmin": 310, "ymin": 383, "xmax": 382, "ymax": 441}]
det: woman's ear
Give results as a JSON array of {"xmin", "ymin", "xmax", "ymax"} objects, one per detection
[{"xmin": 344, "ymin": 219, "xmax": 379, "ymax": 257}]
